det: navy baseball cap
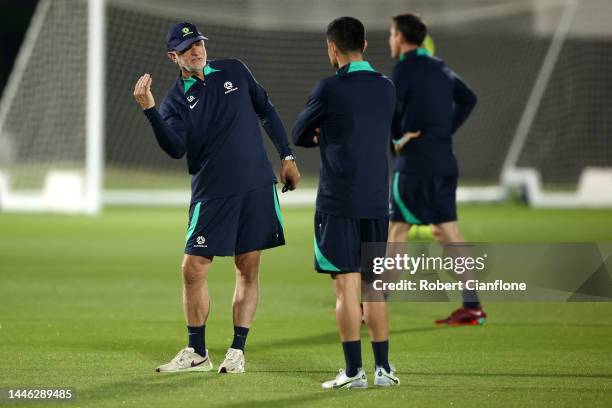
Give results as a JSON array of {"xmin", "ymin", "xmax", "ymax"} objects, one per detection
[{"xmin": 166, "ymin": 22, "xmax": 208, "ymax": 52}]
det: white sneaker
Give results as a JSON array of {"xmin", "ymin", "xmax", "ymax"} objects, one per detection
[
  {"xmin": 322, "ymin": 368, "xmax": 368, "ymax": 389},
  {"xmin": 155, "ymin": 347, "xmax": 213, "ymax": 373},
  {"xmin": 218, "ymin": 348, "xmax": 245, "ymax": 373},
  {"xmin": 373, "ymin": 365, "xmax": 400, "ymax": 386}
]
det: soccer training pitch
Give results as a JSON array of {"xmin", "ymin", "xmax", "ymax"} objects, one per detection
[{"xmin": 1, "ymin": 204, "xmax": 611, "ymax": 407}]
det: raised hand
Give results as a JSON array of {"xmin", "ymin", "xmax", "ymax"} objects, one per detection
[{"xmin": 133, "ymin": 73, "xmax": 156, "ymax": 110}]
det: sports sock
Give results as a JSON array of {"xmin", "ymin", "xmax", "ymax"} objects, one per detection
[
  {"xmin": 187, "ymin": 325, "xmax": 206, "ymax": 357},
  {"xmin": 462, "ymin": 288, "xmax": 480, "ymax": 309},
  {"xmin": 371, "ymin": 340, "xmax": 391, "ymax": 372},
  {"xmin": 230, "ymin": 326, "xmax": 250, "ymax": 351},
  {"xmin": 463, "ymin": 301, "xmax": 481, "ymax": 309},
  {"xmin": 341, "ymin": 340, "xmax": 362, "ymax": 377}
]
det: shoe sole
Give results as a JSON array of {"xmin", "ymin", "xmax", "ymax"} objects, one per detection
[
  {"xmin": 322, "ymin": 383, "xmax": 368, "ymax": 390},
  {"xmin": 218, "ymin": 366, "xmax": 245, "ymax": 374},
  {"xmin": 156, "ymin": 363, "xmax": 213, "ymax": 373},
  {"xmin": 374, "ymin": 379, "xmax": 400, "ymax": 387},
  {"xmin": 436, "ymin": 317, "xmax": 486, "ymax": 326},
  {"xmin": 322, "ymin": 380, "xmax": 368, "ymax": 389},
  {"xmin": 344, "ymin": 383, "xmax": 368, "ymax": 389}
]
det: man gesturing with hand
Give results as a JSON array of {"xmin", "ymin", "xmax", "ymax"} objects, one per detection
[{"xmin": 133, "ymin": 21, "xmax": 300, "ymax": 375}]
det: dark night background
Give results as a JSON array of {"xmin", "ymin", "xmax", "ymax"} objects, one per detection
[
  {"xmin": 0, "ymin": 1, "xmax": 38, "ymax": 96},
  {"xmin": 1, "ymin": 1, "xmax": 610, "ymax": 187}
]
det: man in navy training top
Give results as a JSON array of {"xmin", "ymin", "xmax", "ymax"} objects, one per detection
[
  {"xmin": 293, "ymin": 17, "xmax": 400, "ymax": 389},
  {"xmin": 133, "ymin": 22, "xmax": 301, "ymax": 374},
  {"xmin": 387, "ymin": 13, "xmax": 486, "ymax": 325}
]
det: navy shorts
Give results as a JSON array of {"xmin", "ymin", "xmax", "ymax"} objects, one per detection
[
  {"xmin": 314, "ymin": 211, "xmax": 388, "ymax": 274},
  {"xmin": 185, "ymin": 184, "xmax": 285, "ymax": 257},
  {"xmin": 390, "ymin": 172, "xmax": 458, "ymax": 225}
]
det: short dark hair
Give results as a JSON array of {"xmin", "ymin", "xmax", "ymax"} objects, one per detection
[
  {"xmin": 392, "ymin": 13, "xmax": 427, "ymax": 46},
  {"xmin": 326, "ymin": 17, "xmax": 366, "ymax": 53}
]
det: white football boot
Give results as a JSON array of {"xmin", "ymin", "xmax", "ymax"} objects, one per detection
[
  {"xmin": 373, "ymin": 365, "xmax": 400, "ymax": 386},
  {"xmin": 322, "ymin": 368, "xmax": 368, "ymax": 389},
  {"xmin": 155, "ymin": 347, "xmax": 213, "ymax": 373},
  {"xmin": 218, "ymin": 348, "xmax": 245, "ymax": 373}
]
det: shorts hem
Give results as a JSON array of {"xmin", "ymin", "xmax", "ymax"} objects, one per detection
[
  {"xmin": 390, "ymin": 214, "xmax": 427, "ymax": 225},
  {"xmin": 316, "ymin": 268, "xmax": 361, "ymax": 275},
  {"xmin": 431, "ymin": 217, "xmax": 458, "ymax": 225},
  {"xmin": 184, "ymin": 248, "xmax": 232, "ymax": 257},
  {"xmin": 235, "ymin": 240, "xmax": 285, "ymax": 256}
]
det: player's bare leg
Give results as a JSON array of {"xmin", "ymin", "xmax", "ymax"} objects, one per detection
[
  {"xmin": 363, "ymin": 289, "xmax": 399, "ymax": 386},
  {"xmin": 320, "ymin": 273, "xmax": 368, "ymax": 388},
  {"xmin": 362, "ymin": 301, "xmax": 388, "ymax": 341},
  {"xmin": 182, "ymin": 254, "xmax": 213, "ymax": 326},
  {"xmin": 431, "ymin": 221, "xmax": 463, "ymax": 244},
  {"xmin": 155, "ymin": 254, "xmax": 213, "ymax": 373},
  {"xmin": 219, "ymin": 250, "xmax": 261, "ymax": 373},
  {"xmin": 388, "ymin": 221, "xmax": 412, "ymax": 243},
  {"xmin": 232, "ymin": 250, "xmax": 261, "ymax": 328},
  {"xmin": 334, "ymin": 273, "xmax": 362, "ymax": 342},
  {"xmin": 385, "ymin": 221, "xmax": 414, "ymax": 300},
  {"xmin": 432, "ymin": 222, "xmax": 487, "ymax": 325}
]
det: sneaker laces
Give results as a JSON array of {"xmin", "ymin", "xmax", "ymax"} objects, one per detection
[
  {"xmin": 172, "ymin": 348, "xmax": 191, "ymax": 365},
  {"xmin": 224, "ymin": 349, "xmax": 242, "ymax": 364}
]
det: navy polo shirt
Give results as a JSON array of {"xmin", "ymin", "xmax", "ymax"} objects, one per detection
[
  {"xmin": 293, "ymin": 61, "xmax": 396, "ymax": 219},
  {"xmin": 391, "ymin": 49, "xmax": 477, "ymax": 176},
  {"xmin": 143, "ymin": 59, "xmax": 292, "ymax": 203}
]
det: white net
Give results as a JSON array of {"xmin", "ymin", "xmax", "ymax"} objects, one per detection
[
  {"xmin": 2, "ymin": 0, "xmax": 610, "ymax": 210},
  {"xmin": 0, "ymin": 0, "xmax": 87, "ymax": 191},
  {"xmin": 515, "ymin": 0, "xmax": 612, "ymax": 190},
  {"xmin": 103, "ymin": 0, "xmax": 563, "ymax": 189}
]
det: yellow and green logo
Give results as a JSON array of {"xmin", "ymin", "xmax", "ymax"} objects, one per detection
[{"xmin": 181, "ymin": 27, "xmax": 193, "ymax": 37}]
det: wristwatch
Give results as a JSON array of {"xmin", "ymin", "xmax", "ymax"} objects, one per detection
[{"xmin": 282, "ymin": 154, "xmax": 296, "ymax": 161}]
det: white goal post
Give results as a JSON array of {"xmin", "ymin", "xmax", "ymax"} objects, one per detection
[
  {"xmin": 1, "ymin": 0, "xmax": 611, "ymax": 213},
  {"xmin": 0, "ymin": 0, "xmax": 104, "ymax": 214}
]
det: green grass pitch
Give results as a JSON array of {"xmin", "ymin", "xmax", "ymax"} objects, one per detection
[{"xmin": 1, "ymin": 204, "xmax": 612, "ymax": 407}]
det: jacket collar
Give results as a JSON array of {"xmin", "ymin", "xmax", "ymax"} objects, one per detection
[
  {"xmin": 179, "ymin": 62, "xmax": 222, "ymax": 93},
  {"xmin": 336, "ymin": 60, "xmax": 377, "ymax": 75},
  {"xmin": 399, "ymin": 47, "xmax": 431, "ymax": 62}
]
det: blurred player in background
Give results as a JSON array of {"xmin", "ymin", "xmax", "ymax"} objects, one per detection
[
  {"xmin": 133, "ymin": 22, "xmax": 300, "ymax": 374},
  {"xmin": 293, "ymin": 17, "xmax": 399, "ymax": 389},
  {"xmin": 387, "ymin": 14, "xmax": 486, "ymax": 325}
]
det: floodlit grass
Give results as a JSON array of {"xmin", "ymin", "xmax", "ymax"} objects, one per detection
[{"xmin": 1, "ymin": 204, "xmax": 611, "ymax": 407}]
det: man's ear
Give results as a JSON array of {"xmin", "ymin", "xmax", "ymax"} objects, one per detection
[
  {"xmin": 397, "ymin": 31, "xmax": 406, "ymax": 45},
  {"xmin": 363, "ymin": 39, "xmax": 368, "ymax": 53},
  {"xmin": 330, "ymin": 42, "xmax": 339, "ymax": 58},
  {"xmin": 166, "ymin": 51, "xmax": 177, "ymax": 63}
]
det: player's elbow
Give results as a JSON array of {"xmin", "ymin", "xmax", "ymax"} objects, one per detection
[
  {"xmin": 291, "ymin": 128, "xmax": 304, "ymax": 146},
  {"xmin": 162, "ymin": 144, "xmax": 186, "ymax": 159},
  {"xmin": 469, "ymin": 92, "xmax": 478, "ymax": 108},
  {"xmin": 293, "ymin": 133, "xmax": 313, "ymax": 148},
  {"xmin": 169, "ymin": 152, "xmax": 185, "ymax": 160},
  {"xmin": 169, "ymin": 147, "xmax": 186, "ymax": 159}
]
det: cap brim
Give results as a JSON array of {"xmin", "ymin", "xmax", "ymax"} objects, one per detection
[{"xmin": 173, "ymin": 35, "xmax": 208, "ymax": 52}]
